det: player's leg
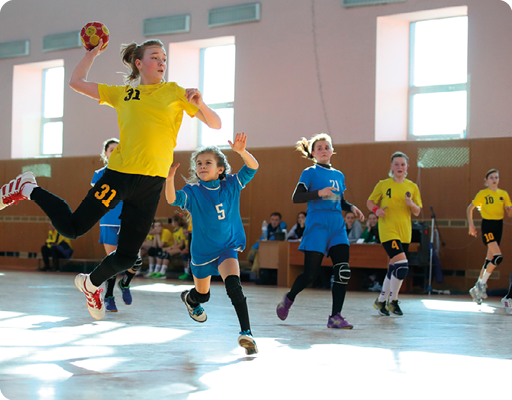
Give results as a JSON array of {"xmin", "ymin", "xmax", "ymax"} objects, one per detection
[
  {"xmin": 328, "ymin": 244, "xmax": 353, "ymax": 329},
  {"xmin": 181, "ymin": 274, "xmax": 210, "ymax": 323},
  {"xmin": 102, "ymin": 241, "xmax": 118, "ymax": 312}
]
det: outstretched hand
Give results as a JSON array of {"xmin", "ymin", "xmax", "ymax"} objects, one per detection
[
  {"xmin": 228, "ymin": 132, "xmax": 247, "ymax": 153},
  {"xmin": 167, "ymin": 163, "xmax": 180, "ymax": 181},
  {"xmin": 87, "ymin": 39, "xmax": 107, "ymax": 57},
  {"xmin": 352, "ymin": 206, "xmax": 365, "ymax": 222}
]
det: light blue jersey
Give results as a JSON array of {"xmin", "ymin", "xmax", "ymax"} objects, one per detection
[
  {"xmin": 91, "ymin": 167, "xmax": 123, "ymax": 227},
  {"xmin": 172, "ymin": 165, "xmax": 257, "ymax": 269},
  {"xmin": 298, "ymin": 164, "xmax": 349, "ymax": 255}
]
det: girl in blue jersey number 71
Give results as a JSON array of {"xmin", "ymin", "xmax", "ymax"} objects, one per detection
[{"xmin": 166, "ymin": 132, "xmax": 259, "ymax": 355}]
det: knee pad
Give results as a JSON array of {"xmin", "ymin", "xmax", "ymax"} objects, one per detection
[
  {"xmin": 147, "ymin": 247, "xmax": 161, "ymax": 257},
  {"xmin": 190, "ymin": 288, "xmax": 210, "ymax": 304},
  {"xmin": 225, "ymin": 275, "xmax": 246, "ymax": 305},
  {"xmin": 158, "ymin": 250, "xmax": 170, "ymax": 260},
  {"xmin": 492, "ymin": 254, "xmax": 503, "ymax": 266},
  {"xmin": 131, "ymin": 257, "xmax": 143, "ymax": 272},
  {"xmin": 386, "ymin": 264, "xmax": 396, "ymax": 279},
  {"xmin": 392, "ymin": 261, "xmax": 409, "ymax": 280},
  {"xmin": 333, "ymin": 263, "xmax": 350, "ymax": 285}
]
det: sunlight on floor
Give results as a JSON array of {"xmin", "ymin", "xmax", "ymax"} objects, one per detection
[
  {"xmin": 422, "ymin": 299, "xmax": 496, "ymax": 313},
  {"xmin": 131, "ymin": 283, "xmax": 194, "ymax": 293}
]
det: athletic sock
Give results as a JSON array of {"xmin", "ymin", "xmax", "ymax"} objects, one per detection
[
  {"xmin": 121, "ymin": 270, "xmax": 135, "ymax": 287},
  {"xmin": 22, "ymin": 183, "xmax": 37, "ymax": 199},
  {"xmin": 481, "ymin": 270, "xmax": 492, "ymax": 285},
  {"xmin": 160, "ymin": 265, "xmax": 168, "ymax": 275},
  {"xmin": 389, "ymin": 275, "xmax": 404, "ymax": 301},
  {"xmin": 105, "ymin": 276, "xmax": 116, "ymax": 297},
  {"xmin": 154, "ymin": 265, "xmax": 161, "ymax": 274},
  {"xmin": 331, "ymin": 282, "xmax": 347, "ymax": 315},
  {"xmin": 147, "ymin": 264, "xmax": 154, "ymax": 274},
  {"xmin": 378, "ymin": 275, "xmax": 391, "ymax": 302}
]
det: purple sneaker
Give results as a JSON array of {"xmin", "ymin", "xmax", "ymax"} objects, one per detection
[
  {"xmin": 276, "ymin": 293, "xmax": 294, "ymax": 321},
  {"xmin": 327, "ymin": 313, "xmax": 353, "ymax": 329}
]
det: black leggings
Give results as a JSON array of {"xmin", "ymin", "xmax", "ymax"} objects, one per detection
[
  {"xmin": 288, "ymin": 244, "xmax": 350, "ymax": 315},
  {"xmin": 31, "ymin": 169, "xmax": 164, "ymax": 286}
]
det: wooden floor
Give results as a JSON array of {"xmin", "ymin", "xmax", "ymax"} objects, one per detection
[{"xmin": 0, "ymin": 269, "xmax": 511, "ymax": 400}]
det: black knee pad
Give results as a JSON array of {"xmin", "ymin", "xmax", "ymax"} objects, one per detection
[
  {"xmin": 190, "ymin": 288, "xmax": 210, "ymax": 304},
  {"xmin": 147, "ymin": 247, "xmax": 161, "ymax": 257},
  {"xmin": 333, "ymin": 263, "xmax": 350, "ymax": 285},
  {"xmin": 158, "ymin": 250, "xmax": 170, "ymax": 260},
  {"xmin": 392, "ymin": 261, "xmax": 409, "ymax": 280},
  {"xmin": 493, "ymin": 254, "xmax": 503, "ymax": 266},
  {"xmin": 225, "ymin": 275, "xmax": 246, "ymax": 305}
]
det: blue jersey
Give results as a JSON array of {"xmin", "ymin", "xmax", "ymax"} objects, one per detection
[
  {"xmin": 172, "ymin": 165, "xmax": 257, "ymax": 266},
  {"xmin": 91, "ymin": 167, "xmax": 123, "ymax": 227},
  {"xmin": 299, "ymin": 164, "xmax": 346, "ymax": 213}
]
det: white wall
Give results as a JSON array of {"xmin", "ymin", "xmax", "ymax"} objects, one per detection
[{"xmin": 0, "ymin": 0, "xmax": 510, "ymax": 160}]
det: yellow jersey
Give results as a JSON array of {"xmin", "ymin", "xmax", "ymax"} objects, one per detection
[
  {"xmin": 368, "ymin": 178, "xmax": 422, "ymax": 243},
  {"xmin": 173, "ymin": 227, "xmax": 186, "ymax": 246},
  {"xmin": 98, "ymin": 82, "xmax": 199, "ymax": 178},
  {"xmin": 46, "ymin": 230, "xmax": 72, "ymax": 248},
  {"xmin": 146, "ymin": 228, "xmax": 173, "ymax": 247},
  {"xmin": 472, "ymin": 188, "xmax": 512, "ymax": 220}
]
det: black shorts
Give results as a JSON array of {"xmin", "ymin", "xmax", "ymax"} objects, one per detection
[
  {"xmin": 382, "ymin": 240, "xmax": 409, "ymax": 259},
  {"xmin": 481, "ymin": 219, "xmax": 503, "ymax": 246}
]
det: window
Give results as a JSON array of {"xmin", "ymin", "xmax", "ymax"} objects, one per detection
[
  {"xmin": 409, "ymin": 16, "xmax": 468, "ymax": 139},
  {"xmin": 41, "ymin": 66, "xmax": 64, "ymax": 155},
  {"xmin": 199, "ymin": 44, "xmax": 235, "ymax": 147}
]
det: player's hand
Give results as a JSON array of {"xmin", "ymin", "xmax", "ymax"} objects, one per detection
[
  {"xmin": 87, "ymin": 39, "xmax": 106, "ymax": 57},
  {"xmin": 185, "ymin": 88, "xmax": 203, "ymax": 106},
  {"xmin": 405, "ymin": 192, "xmax": 413, "ymax": 206},
  {"xmin": 167, "ymin": 163, "xmax": 180, "ymax": 181},
  {"xmin": 351, "ymin": 205, "xmax": 365, "ymax": 222},
  {"xmin": 376, "ymin": 206, "xmax": 387, "ymax": 218},
  {"xmin": 228, "ymin": 132, "xmax": 247, "ymax": 153},
  {"xmin": 468, "ymin": 225, "xmax": 477, "ymax": 237},
  {"xmin": 318, "ymin": 187, "xmax": 338, "ymax": 197}
]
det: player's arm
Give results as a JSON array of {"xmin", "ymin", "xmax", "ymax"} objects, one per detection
[
  {"xmin": 69, "ymin": 40, "xmax": 106, "ymax": 100},
  {"xmin": 229, "ymin": 132, "xmax": 259, "ymax": 170},
  {"xmin": 405, "ymin": 193, "xmax": 421, "ymax": 216},
  {"xmin": 467, "ymin": 202, "xmax": 477, "ymax": 237},
  {"xmin": 367, "ymin": 199, "xmax": 387, "ymax": 218},
  {"xmin": 185, "ymin": 88, "xmax": 222, "ymax": 129},
  {"xmin": 165, "ymin": 164, "xmax": 180, "ymax": 204}
]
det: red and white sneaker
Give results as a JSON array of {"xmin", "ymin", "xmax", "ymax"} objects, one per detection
[
  {"xmin": 0, "ymin": 171, "xmax": 37, "ymax": 210},
  {"xmin": 74, "ymin": 273, "xmax": 106, "ymax": 320}
]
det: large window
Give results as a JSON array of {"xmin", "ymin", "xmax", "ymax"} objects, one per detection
[
  {"xmin": 41, "ymin": 66, "xmax": 64, "ymax": 155},
  {"xmin": 409, "ymin": 16, "xmax": 468, "ymax": 139},
  {"xmin": 198, "ymin": 44, "xmax": 235, "ymax": 147}
]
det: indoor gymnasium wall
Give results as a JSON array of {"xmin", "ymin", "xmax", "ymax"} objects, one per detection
[{"xmin": 2, "ymin": 137, "xmax": 512, "ymax": 292}]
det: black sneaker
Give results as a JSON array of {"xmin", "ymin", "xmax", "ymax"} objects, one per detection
[
  {"xmin": 387, "ymin": 300, "xmax": 403, "ymax": 316},
  {"xmin": 373, "ymin": 298, "xmax": 390, "ymax": 316}
]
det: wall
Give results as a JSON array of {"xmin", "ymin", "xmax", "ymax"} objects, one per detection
[
  {"xmin": 2, "ymin": 137, "xmax": 512, "ymax": 293},
  {"xmin": 0, "ymin": 0, "xmax": 510, "ymax": 160}
]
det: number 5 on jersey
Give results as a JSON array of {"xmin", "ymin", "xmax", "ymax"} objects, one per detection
[{"xmin": 216, "ymin": 204, "xmax": 225, "ymax": 220}]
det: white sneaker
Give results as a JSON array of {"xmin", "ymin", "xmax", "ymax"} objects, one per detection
[
  {"xmin": 469, "ymin": 286, "xmax": 482, "ymax": 305},
  {"xmin": 74, "ymin": 273, "xmax": 105, "ymax": 320},
  {"xmin": 238, "ymin": 331, "xmax": 258, "ymax": 355},
  {"xmin": 476, "ymin": 281, "xmax": 488, "ymax": 299},
  {"xmin": 180, "ymin": 290, "xmax": 207, "ymax": 323},
  {"xmin": 501, "ymin": 297, "xmax": 512, "ymax": 315},
  {"xmin": 0, "ymin": 171, "xmax": 37, "ymax": 210}
]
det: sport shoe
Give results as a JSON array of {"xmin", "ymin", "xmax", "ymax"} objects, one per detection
[
  {"xmin": 501, "ymin": 297, "xmax": 512, "ymax": 315},
  {"xmin": 238, "ymin": 330, "xmax": 258, "ymax": 355},
  {"xmin": 276, "ymin": 293, "xmax": 294, "ymax": 321},
  {"xmin": 476, "ymin": 281, "xmax": 488, "ymax": 299},
  {"xmin": 156, "ymin": 272, "xmax": 167, "ymax": 279},
  {"xmin": 180, "ymin": 290, "xmax": 207, "ymax": 323},
  {"xmin": 179, "ymin": 273, "xmax": 190, "ymax": 280},
  {"xmin": 469, "ymin": 286, "xmax": 483, "ymax": 305},
  {"xmin": 327, "ymin": 313, "xmax": 353, "ymax": 329},
  {"xmin": 144, "ymin": 270, "xmax": 153, "ymax": 278},
  {"xmin": 0, "ymin": 171, "xmax": 37, "ymax": 210},
  {"xmin": 373, "ymin": 298, "xmax": 390, "ymax": 316},
  {"xmin": 74, "ymin": 273, "xmax": 105, "ymax": 320},
  {"xmin": 118, "ymin": 280, "xmax": 132, "ymax": 305},
  {"xmin": 105, "ymin": 296, "xmax": 118, "ymax": 312},
  {"xmin": 387, "ymin": 300, "xmax": 403, "ymax": 316}
]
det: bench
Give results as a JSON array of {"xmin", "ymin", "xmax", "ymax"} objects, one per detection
[{"xmin": 38, "ymin": 258, "xmax": 102, "ymax": 273}]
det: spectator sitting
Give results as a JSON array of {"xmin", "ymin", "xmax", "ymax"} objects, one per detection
[
  {"xmin": 142, "ymin": 220, "xmax": 173, "ymax": 278},
  {"xmin": 40, "ymin": 223, "xmax": 73, "ymax": 271},
  {"xmin": 345, "ymin": 211, "xmax": 363, "ymax": 243},
  {"xmin": 360, "ymin": 212, "xmax": 380, "ymax": 243},
  {"xmin": 286, "ymin": 211, "xmax": 306, "ymax": 241}
]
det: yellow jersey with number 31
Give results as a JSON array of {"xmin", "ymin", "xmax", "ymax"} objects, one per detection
[
  {"xmin": 98, "ymin": 82, "xmax": 198, "ymax": 178},
  {"xmin": 472, "ymin": 188, "xmax": 512, "ymax": 220},
  {"xmin": 368, "ymin": 178, "xmax": 422, "ymax": 243}
]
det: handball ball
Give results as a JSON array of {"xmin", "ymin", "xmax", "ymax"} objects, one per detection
[{"xmin": 80, "ymin": 22, "xmax": 109, "ymax": 50}]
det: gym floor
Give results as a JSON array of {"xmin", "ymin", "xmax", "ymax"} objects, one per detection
[{"xmin": 0, "ymin": 269, "xmax": 510, "ymax": 400}]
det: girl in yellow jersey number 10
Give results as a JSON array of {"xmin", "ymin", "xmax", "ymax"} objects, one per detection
[
  {"xmin": 467, "ymin": 169, "xmax": 512, "ymax": 308},
  {"xmin": 367, "ymin": 152, "xmax": 422, "ymax": 316}
]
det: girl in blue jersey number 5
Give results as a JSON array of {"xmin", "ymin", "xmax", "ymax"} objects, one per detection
[{"xmin": 166, "ymin": 132, "xmax": 259, "ymax": 355}]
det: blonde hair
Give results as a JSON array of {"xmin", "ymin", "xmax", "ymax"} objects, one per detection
[
  {"xmin": 100, "ymin": 138, "xmax": 119, "ymax": 165},
  {"xmin": 389, "ymin": 151, "xmax": 409, "ymax": 178},
  {"xmin": 295, "ymin": 133, "xmax": 334, "ymax": 163},
  {"xmin": 120, "ymin": 39, "xmax": 165, "ymax": 84},
  {"xmin": 186, "ymin": 146, "xmax": 232, "ymax": 184}
]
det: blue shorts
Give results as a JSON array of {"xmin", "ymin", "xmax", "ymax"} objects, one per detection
[
  {"xmin": 99, "ymin": 226, "xmax": 120, "ymax": 246},
  {"xmin": 191, "ymin": 249, "xmax": 239, "ymax": 279},
  {"xmin": 299, "ymin": 211, "xmax": 349, "ymax": 255}
]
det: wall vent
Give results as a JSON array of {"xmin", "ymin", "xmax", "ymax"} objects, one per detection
[
  {"xmin": 208, "ymin": 3, "xmax": 260, "ymax": 28},
  {"xmin": 143, "ymin": 15, "xmax": 190, "ymax": 36},
  {"xmin": 43, "ymin": 31, "xmax": 81, "ymax": 52},
  {"xmin": 0, "ymin": 40, "xmax": 29, "ymax": 59},
  {"xmin": 342, "ymin": 0, "xmax": 405, "ymax": 7}
]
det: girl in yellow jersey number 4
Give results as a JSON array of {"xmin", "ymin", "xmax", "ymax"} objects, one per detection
[
  {"xmin": 467, "ymin": 169, "xmax": 512, "ymax": 308},
  {"xmin": 367, "ymin": 152, "xmax": 422, "ymax": 316}
]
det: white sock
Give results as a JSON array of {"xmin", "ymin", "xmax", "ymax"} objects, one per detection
[
  {"xmin": 22, "ymin": 183, "xmax": 37, "ymax": 199},
  {"xmin": 160, "ymin": 265, "xmax": 168, "ymax": 274},
  {"xmin": 85, "ymin": 275, "xmax": 98, "ymax": 292},
  {"xmin": 154, "ymin": 265, "xmax": 161, "ymax": 274},
  {"xmin": 389, "ymin": 275, "xmax": 404, "ymax": 301},
  {"xmin": 148, "ymin": 264, "xmax": 154, "ymax": 274},
  {"xmin": 481, "ymin": 270, "xmax": 492, "ymax": 285},
  {"xmin": 378, "ymin": 276, "xmax": 391, "ymax": 302}
]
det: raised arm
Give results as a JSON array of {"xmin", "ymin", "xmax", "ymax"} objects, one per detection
[
  {"xmin": 185, "ymin": 88, "xmax": 222, "ymax": 129},
  {"xmin": 165, "ymin": 163, "xmax": 180, "ymax": 205},
  {"xmin": 467, "ymin": 202, "xmax": 477, "ymax": 237},
  {"xmin": 228, "ymin": 132, "xmax": 259, "ymax": 170},
  {"xmin": 69, "ymin": 40, "xmax": 106, "ymax": 100}
]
